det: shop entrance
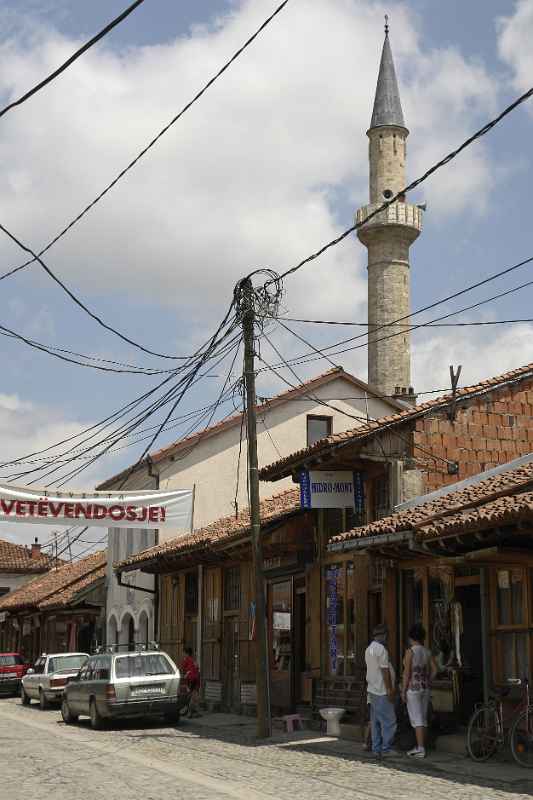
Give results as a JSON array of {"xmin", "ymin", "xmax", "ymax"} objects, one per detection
[
  {"xmin": 456, "ymin": 582, "xmax": 484, "ymax": 722},
  {"xmin": 293, "ymin": 580, "xmax": 307, "ymax": 705}
]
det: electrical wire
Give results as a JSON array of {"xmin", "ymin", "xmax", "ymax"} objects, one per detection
[
  {"xmin": 268, "ymin": 274, "xmax": 533, "ymax": 371},
  {"xmin": 0, "ymin": 0, "xmax": 291, "ymax": 284},
  {"xmin": 281, "ymin": 316, "xmax": 533, "ymax": 328},
  {"xmin": 0, "ymin": 320, "xmax": 182, "ymax": 374},
  {"xmin": 267, "ymin": 87, "xmax": 533, "ymax": 286},
  {"xmin": 0, "ymin": 1, "xmax": 146, "ymax": 120},
  {"xmin": 0, "ymin": 221, "xmax": 216, "ymax": 360}
]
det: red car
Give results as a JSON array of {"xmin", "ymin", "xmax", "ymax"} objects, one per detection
[{"xmin": 0, "ymin": 653, "xmax": 30, "ymax": 696}]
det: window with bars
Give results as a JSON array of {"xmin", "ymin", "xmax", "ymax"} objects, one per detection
[
  {"xmin": 373, "ymin": 475, "xmax": 390, "ymax": 520},
  {"xmin": 325, "ymin": 562, "xmax": 356, "ymax": 677},
  {"xmin": 185, "ymin": 571, "xmax": 199, "ymax": 615},
  {"xmin": 224, "ymin": 566, "xmax": 241, "ymax": 612}
]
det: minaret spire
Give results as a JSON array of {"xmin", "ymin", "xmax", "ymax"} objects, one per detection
[
  {"xmin": 355, "ymin": 25, "xmax": 423, "ymax": 403},
  {"xmin": 370, "ymin": 18, "xmax": 405, "ymax": 131}
]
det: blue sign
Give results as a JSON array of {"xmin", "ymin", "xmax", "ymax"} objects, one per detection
[
  {"xmin": 326, "ymin": 567, "xmax": 339, "ymax": 674},
  {"xmin": 299, "ymin": 469, "xmax": 312, "ymax": 509},
  {"xmin": 354, "ymin": 471, "xmax": 365, "ymax": 514}
]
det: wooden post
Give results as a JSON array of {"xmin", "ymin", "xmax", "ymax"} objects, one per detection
[{"xmin": 240, "ymin": 277, "xmax": 271, "ymax": 738}]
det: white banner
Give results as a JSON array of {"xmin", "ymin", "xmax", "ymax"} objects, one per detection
[{"xmin": 0, "ymin": 484, "xmax": 193, "ymax": 530}]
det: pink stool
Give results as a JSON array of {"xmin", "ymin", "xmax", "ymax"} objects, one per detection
[{"xmin": 282, "ymin": 714, "xmax": 303, "ymax": 733}]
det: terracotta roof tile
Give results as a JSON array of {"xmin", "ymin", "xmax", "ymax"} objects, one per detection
[
  {"xmin": 0, "ymin": 551, "xmax": 106, "ymax": 612},
  {"xmin": 116, "ymin": 488, "xmax": 301, "ymax": 571},
  {"xmin": 330, "ymin": 460, "xmax": 533, "ymax": 545},
  {"xmin": 39, "ymin": 562, "xmax": 106, "ymax": 610},
  {"xmin": 260, "ymin": 362, "xmax": 533, "ymax": 480},
  {"xmin": 0, "ymin": 539, "xmax": 59, "ymax": 574}
]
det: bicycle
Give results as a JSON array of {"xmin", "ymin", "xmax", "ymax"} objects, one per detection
[{"xmin": 466, "ymin": 677, "xmax": 533, "ymax": 767}]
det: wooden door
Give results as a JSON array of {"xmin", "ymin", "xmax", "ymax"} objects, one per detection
[
  {"xmin": 223, "ymin": 617, "xmax": 240, "ymax": 709},
  {"xmin": 269, "ymin": 579, "xmax": 293, "ymax": 711}
]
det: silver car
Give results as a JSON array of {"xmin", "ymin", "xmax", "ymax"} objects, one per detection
[
  {"xmin": 61, "ymin": 648, "xmax": 180, "ymax": 729},
  {"xmin": 21, "ymin": 652, "xmax": 89, "ymax": 709}
]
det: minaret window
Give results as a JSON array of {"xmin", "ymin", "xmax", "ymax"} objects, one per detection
[{"xmin": 383, "ymin": 189, "xmax": 393, "ymax": 199}]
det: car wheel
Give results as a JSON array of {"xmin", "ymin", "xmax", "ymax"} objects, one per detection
[
  {"xmin": 39, "ymin": 689, "xmax": 49, "ymax": 710},
  {"xmin": 61, "ymin": 697, "xmax": 78, "ymax": 724},
  {"xmin": 20, "ymin": 685, "xmax": 30, "ymax": 706},
  {"xmin": 89, "ymin": 698, "xmax": 103, "ymax": 730}
]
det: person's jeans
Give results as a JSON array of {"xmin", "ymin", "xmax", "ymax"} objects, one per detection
[{"xmin": 368, "ymin": 692, "xmax": 397, "ymax": 754}]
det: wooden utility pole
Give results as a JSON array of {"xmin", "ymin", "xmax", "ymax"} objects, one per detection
[{"xmin": 240, "ymin": 277, "xmax": 271, "ymax": 739}]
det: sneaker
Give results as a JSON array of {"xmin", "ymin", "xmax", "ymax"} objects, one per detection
[
  {"xmin": 381, "ymin": 749, "xmax": 402, "ymax": 758},
  {"xmin": 407, "ymin": 747, "xmax": 426, "ymax": 759}
]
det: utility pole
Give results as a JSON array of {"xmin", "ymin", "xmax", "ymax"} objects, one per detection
[{"xmin": 239, "ymin": 276, "xmax": 271, "ymax": 739}]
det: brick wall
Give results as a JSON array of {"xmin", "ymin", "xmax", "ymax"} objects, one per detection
[{"xmin": 411, "ymin": 379, "xmax": 533, "ymax": 493}]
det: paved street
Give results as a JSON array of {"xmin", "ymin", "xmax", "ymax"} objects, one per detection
[{"xmin": 1, "ymin": 698, "xmax": 533, "ymax": 800}]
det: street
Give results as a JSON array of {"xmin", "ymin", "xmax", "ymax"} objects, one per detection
[{"xmin": 1, "ymin": 698, "xmax": 532, "ymax": 800}]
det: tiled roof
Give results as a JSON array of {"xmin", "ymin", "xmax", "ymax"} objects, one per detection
[
  {"xmin": 0, "ymin": 539, "xmax": 59, "ymax": 574},
  {"xmin": 260, "ymin": 362, "xmax": 533, "ymax": 480},
  {"xmin": 116, "ymin": 488, "xmax": 302, "ymax": 571},
  {"xmin": 98, "ymin": 367, "xmax": 402, "ymax": 490},
  {"xmin": 0, "ymin": 551, "xmax": 106, "ymax": 612},
  {"xmin": 330, "ymin": 460, "xmax": 533, "ymax": 545},
  {"xmin": 39, "ymin": 562, "xmax": 106, "ymax": 610}
]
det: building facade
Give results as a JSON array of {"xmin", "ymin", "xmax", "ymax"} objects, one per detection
[
  {"xmin": 101, "ymin": 368, "xmax": 403, "ymax": 649},
  {"xmin": 0, "ymin": 538, "xmax": 58, "ymax": 599}
]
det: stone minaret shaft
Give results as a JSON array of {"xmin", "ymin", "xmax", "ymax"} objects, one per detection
[{"xmin": 357, "ymin": 28, "xmax": 423, "ymax": 401}]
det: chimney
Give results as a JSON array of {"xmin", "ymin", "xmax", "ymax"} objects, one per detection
[{"xmin": 31, "ymin": 537, "xmax": 41, "ymax": 559}]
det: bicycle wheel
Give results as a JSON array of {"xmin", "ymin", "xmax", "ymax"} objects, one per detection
[
  {"xmin": 510, "ymin": 707, "xmax": 533, "ymax": 768},
  {"xmin": 467, "ymin": 705, "xmax": 501, "ymax": 761}
]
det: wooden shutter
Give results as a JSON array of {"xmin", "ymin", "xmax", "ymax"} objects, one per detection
[
  {"xmin": 159, "ymin": 575, "xmax": 183, "ymax": 665},
  {"xmin": 238, "ymin": 562, "xmax": 256, "ymax": 681},
  {"xmin": 307, "ymin": 564, "xmax": 321, "ymax": 675},
  {"xmin": 202, "ymin": 567, "xmax": 222, "ymax": 680}
]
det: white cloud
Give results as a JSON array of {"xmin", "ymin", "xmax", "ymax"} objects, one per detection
[
  {"xmin": 497, "ymin": 0, "xmax": 533, "ymax": 103},
  {"xmin": 412, "ymin": 323, "xmax": 533, "ymax": 393},
  {"xmin": 0, "ymin": 0, "xmax": 500, "ymax": 323}
]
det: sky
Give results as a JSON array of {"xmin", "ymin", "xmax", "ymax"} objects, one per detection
[{"xmin": 0, "ymin": 0, "xmax": 532, "ymax": 554}]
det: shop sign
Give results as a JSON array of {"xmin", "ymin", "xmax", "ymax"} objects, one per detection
[{"xmin": 300, "ymin": 469, "xmax": 365, "ymax": 511}]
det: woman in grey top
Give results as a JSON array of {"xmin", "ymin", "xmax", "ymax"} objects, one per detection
[{"xmin": 401, "ymin": 623, "xmax": 437, "ymax": 758}]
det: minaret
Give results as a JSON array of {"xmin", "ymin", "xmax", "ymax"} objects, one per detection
[{"xmin": 357, "ymin": 19, "xmax": 423, "ymax": 402}]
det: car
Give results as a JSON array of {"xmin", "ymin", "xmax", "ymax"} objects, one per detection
[
  {"xmin": 0, "ymin": 652, "xmax": 31, "ymax": 696},
  {"xmin": 61, "ymin": 647, "xmax": 180, "ymax": 729},
  {"xmin": 21, "ymin": 652, "xmax": 89, "ymax": 709}
]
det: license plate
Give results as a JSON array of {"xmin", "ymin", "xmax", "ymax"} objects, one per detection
[{"xmin": 131, "ymin": 686, "xmax": 165, "ymax": 696}]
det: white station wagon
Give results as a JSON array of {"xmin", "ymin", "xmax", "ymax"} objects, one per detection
[{"xmin": 21, "ymin": 652, "xmax": 89, "ymax": 709}]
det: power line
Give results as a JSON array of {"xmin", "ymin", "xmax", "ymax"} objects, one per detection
[
  {"xmin": 0, "ymin": 0, "xmax": 291, "ymax": 284},
  {"xmin": 269, "ymin": 272, "xmax": 533, "ymax": 371},
  {"xmin": 0, "ymin": 320, "xmax": 181, "ymax": 374},
  {"xmin": 0, "ymin": 0, "xmax": 146, "ymax": 120},
  {"xmin": 266, "ymin": 88, "xmax": 533, "ymax": 286},
  {"xmin": 0, "ymin": 221, "xmax": 215, "ymax": 360},
  {"xmin": 281, "ymin": 316, "xmax": 533, "ymax": 328}
]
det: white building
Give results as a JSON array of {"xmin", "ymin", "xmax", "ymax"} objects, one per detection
[
  {"xmin": 0, "ymin": 538, "xmax": 56, "ymax": 598},
  {"xmin": 98, "ymin": 368, "xmax": 404, "ymax": 647}
]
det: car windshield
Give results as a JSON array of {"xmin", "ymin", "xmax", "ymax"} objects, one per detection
[
  {"xmin": 115, "ymin": 654, "xmax": 173, "ymax": 679},
  {"xmin": 48, "ymin": 655, "xmax": 88, "ymax": 674},
  {"xmin": 0, "ymin": 655, "xmax": 22, "ymax": 666}
]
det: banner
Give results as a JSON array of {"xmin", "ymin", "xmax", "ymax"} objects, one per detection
[
  {"xmin": 299, "ymin": 469, "xmax": 364, "ymax": 510},
  {"xmin": 0, "ymin": 484, "xmax": 193, "ymax": 530}
]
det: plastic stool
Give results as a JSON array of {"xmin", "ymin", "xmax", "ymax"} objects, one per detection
[{"xmin": 282, "ymin": 714, "xmax": 303, "ymax": 733}]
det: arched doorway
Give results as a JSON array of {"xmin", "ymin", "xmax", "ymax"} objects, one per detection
[
  {"xmin": 128, "ymin": 616, "xmax": 135, "ymax": 651},
  {"xmin": 138, "ymin": 612, "xmax": 149, "ymax": 648}
]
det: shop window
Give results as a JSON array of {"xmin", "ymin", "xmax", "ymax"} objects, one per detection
[
  {"xmin": 492, "ymin": 567, "xmax": 531, "ymax": 685},
  {"xmin": 496, "ymin": 569, "xmax": 525, "ymax": 626},
  {"xmin": 224, "ymin": 566, "xmax": 241, "ymax": 612},
  {"xmin": 185, "ymin": 571, "xmax": 198, "ymax": 615},
  {"xmin": 326, "ymin": 563, "xmax": 355, "ymax": 677},
  {"xmin": 306, "ymin": 415, "xmax": 332, "ymax": 447}
]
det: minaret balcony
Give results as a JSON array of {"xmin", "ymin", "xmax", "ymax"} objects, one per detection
[{"xmin": 356, "ymin": 201, "xmax": 423, "ymax": 244}]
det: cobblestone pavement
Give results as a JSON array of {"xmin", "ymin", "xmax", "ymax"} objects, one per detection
[{"xmin": 1, "ymin": 698, "xmax": 532, "ymax": 800}]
